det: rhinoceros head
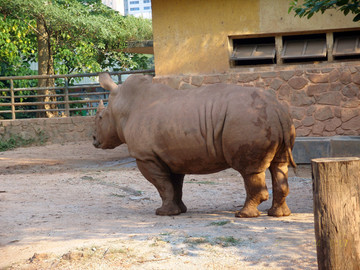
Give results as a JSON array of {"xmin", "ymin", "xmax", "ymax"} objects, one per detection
[
  {"xmin": 93, "ymin": 100, "xmax": 121, "ymax": 149},
  {"xmin": 93, "ymin": 73, "xmax": 123, "ymax": 149}
]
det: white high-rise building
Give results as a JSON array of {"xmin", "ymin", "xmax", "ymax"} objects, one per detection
[
  {"xmin": 102, "ymin": 0, "xmax": 152, "ymax": 19},
  {"xmin": 102, "ymin": 0, "xmax": 125, "ymax": 15},
  {"xmin": 125, "ymin": 0, "xmax": 152, "ymax": 18}
]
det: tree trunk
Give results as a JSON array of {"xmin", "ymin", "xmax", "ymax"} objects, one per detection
[
  {"xmin": 312, "ymin": 157, "xmax": 360, "ymax": 270},
  {"xmin": 37, "ymin": 17, "xmax": 57, "ymax": 118}
]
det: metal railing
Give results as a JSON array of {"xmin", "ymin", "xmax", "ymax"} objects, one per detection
[{"xmin": 0, "ymin": 69, "xmax": 154, "ymax": 120}]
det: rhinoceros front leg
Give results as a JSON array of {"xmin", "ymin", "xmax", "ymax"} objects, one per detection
[
  {"xmin": 235, "ymin": 172, "xmax": 269, "ymax": 218},
  {"xmin": 268, "ymin": 162, "xmax": 291, "ymax": 217},
  {"xmin": 136, "ymin": 160, "xmax": 186, "ymax": 216}
]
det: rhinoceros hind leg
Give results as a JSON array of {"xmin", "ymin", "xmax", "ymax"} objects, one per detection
[
  {"xmin": 178, "ymin": 201, "xmax": 187, "ymax": 213},
  {"xmin": 268, "ymin": 162, "xmax": 291, "ymax": 217},
  {"xmin": 235, "ymin": 206, "xmax": 260, "ymax": 218},
  {"xmin": 235, "ymin": 172, "xmax": 269, "ymax": 218},
  {"xmin": 155, "ymin": 204, "xmax": 182, "ymax": 216},
  {"xmin": 170, "ymin": 173, "xmax": 187, "ymax": 213},
  {"xmin": 268, "ymin": 202, "xmax": 291, "ymax": 217}
]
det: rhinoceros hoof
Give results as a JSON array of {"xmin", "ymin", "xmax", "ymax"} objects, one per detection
[
  {"xmin": 235, "ymin": 207, "xmax": 260, "ymax": 218},
  {"xmin": 155, "ymin": 206, "xmax": 182, "ymax": 216},
  {"xmin": 268, "ymin": 204, "xmax": 291, "ymax": 217}
]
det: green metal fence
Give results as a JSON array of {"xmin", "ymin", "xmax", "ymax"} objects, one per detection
[{"xmin": 0, "ymin": 69, "xmax": 154, "ymax": 120}]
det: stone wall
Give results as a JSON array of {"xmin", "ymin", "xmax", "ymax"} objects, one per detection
[
  {"xmin": 0, "ymin": 116, "xmax": 95, "ymax": 144},
  {"xmin": 153, "ymin": 63, "xmax": 360, "ymax": 137},
  {"xmin": 1, "ymin": 63, "xmax": 359, "ymax": 146}
]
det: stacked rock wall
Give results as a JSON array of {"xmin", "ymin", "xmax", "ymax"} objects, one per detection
[
  {"xmin": 153, "ymin": 64, "xmax": 360, "ymax": 137},
  {"xmin": 0, "ymin": 116, "xmax": 95, "ymax": 144}
]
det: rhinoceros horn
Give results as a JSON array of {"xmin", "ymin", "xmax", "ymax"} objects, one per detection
[{"xmin": 98, "ymin": 99, "xmax": 105, "ymax": 110}]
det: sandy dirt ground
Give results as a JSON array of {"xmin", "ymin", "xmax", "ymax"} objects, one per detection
[{"xmin": 0, "ymin": 141, "xmax": 317, "ymax": 269}]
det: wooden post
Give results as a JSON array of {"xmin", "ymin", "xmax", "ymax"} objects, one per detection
[
  {"xmin": 275, "ymin": 35, "xmax": 283, "ymax": 64},
  {"xmin": 64, "ymin": 78, "xmax": 70, "ymax": 117},
  {"xmin": 10, "ymin": 79, "xmax": 16, "ymax": 120},
  {"xmin": 326, "ymin": 32, "xmax": 334, "ymax": 62},
  {"xmin": 312, "ymin": 157, "xmax": 360, "ymax": 270}
]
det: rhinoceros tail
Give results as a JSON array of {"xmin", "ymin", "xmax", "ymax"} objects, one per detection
[
  {"xmin": 277, "ymin": 105, "xmax": 297, "ymax": 169},
  {"xmin": 285, "ymin": 124, "xmax": 296, "ymax": 168},
  {"xmin": 99, "ymin": 72, "xmax": 118, "ymax": 92}
]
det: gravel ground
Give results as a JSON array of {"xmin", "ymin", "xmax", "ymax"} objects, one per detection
[{"xmin": 0, "ymin": 141, "xmax": 317, "ymax": 269}]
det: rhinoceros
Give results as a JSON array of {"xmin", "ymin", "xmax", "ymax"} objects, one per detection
[{"xmin": 93, "ymin": 73, "xmax": 296, "ymax": 218}]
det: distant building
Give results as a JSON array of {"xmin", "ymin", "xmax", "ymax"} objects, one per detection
[
  {"xmin": 101, "ymin": 0, "xmax": 125, "ymax": 15},
  {"xmin": 125, "ymin": 0, "xmax": 152, "ymax": 18},
  {"xmin": 102, "ymin": 0, "xmax": 152, "ymax": 18}
]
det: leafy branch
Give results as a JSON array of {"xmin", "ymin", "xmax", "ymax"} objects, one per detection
[{"xmin": 289, "ymin": 0, "xmax": 360, "ymax": 21}]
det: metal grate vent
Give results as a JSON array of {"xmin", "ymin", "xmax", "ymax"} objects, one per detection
[
  {"xmin": 333, "ymin": 36, "xmax": 360, "ymax": 56},
  {"xmin": 231, "ymin": 43, "xmax": 275, "ymax": 61},
  {"xmin": 282, "ymin": 39, "xmax": 327, "ymax": 59}
]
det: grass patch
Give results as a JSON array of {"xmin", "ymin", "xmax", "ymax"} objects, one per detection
[
  {"xmin": 150, "ymin": 237, "xmax": 170, "ymax": 247},
  {"xmin": 214, "ymin": 236, "xmax": 242, "ymax": 247},
  {"xmin": 183, "ymin": 235, "xmax": 242, "ymax": 247},
  {"xmin": 185, "ymin": 181, "xmax": 217, "ymax": 185},
  {"xmin": 80, "ymin": 176, "xmax": 96, "ymax": 181},
  {"xmin": 208, "ymin": 220, "xmax": 231, "ymax": 226},
  {"xmin": 0, "ymin": 135, "xmax": 35, "ymax": 152},
  {"xmin": 184, "ymin": 236, "xmax": 211, "ymax": 245},
  {"xmin": 0, "ymin": 130, "xmax": 48, "ymax": 152},
  {"xmin": 106, "ymin": 247, "xmax": 127, "ymax": 255},
  {"xmin": 110, "ymin": 193, "xmax": 125, "ymax": 198}
]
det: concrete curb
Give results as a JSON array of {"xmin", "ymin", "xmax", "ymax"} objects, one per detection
[{"xmin": 293, "ymin": 136, "xmax": 360, "ymax": 164}]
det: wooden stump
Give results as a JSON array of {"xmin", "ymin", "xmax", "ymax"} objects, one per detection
[{"xmin": 312, "ymin": 157, "xmax": 360, "ymax": 270}]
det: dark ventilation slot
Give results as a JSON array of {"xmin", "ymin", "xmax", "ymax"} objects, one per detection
[
  {"xmin": 333, "ymin": 31, "xmax": 360, "ymax": 60},
  {"xmin": 231, "ymin": 37, "xmax": 276, "ymax": 66},
  {"xmin": 282, "ymin": 34, "xmax": 327, "ymax": 63}
]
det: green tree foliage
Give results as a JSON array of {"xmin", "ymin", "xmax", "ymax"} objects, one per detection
[
  {"xmin": 0, "ymin": 17, "xmax": 37, "ymax": 78},
  {"xmin": 0, "ymin": 0, "xmax": 152, "ymax": 118},
  {"xmin": 0, "ymin": 0, "xmax": 153, "ymax": 76},
  {"xmin": 0, "ymin": 17, "xmax": 38, "ymax": 118},
  {"xmin": 289, "ymin": 0, "xmax": 360, "ymax": 21}
]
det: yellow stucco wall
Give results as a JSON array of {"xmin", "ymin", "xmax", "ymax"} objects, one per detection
[{"xmin": 152, "ymin": 0, "xmax": 360, "ymax": 76}]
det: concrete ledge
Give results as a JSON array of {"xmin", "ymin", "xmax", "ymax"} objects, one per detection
[{"xmin": 293, "ymin": 136, "xmax": 360, "ymax": 164}]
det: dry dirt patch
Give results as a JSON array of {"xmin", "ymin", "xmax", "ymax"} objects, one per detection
[{"xmin": 0, "ymin": 141, "xmax": 317, "ymax": 269}]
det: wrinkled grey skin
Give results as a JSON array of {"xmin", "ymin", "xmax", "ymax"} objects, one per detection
[{"xmin": 93, "ymin": 73, "xmax": 296, "ymax": 218}]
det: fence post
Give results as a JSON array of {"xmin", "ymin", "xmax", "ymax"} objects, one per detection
[
  {"xmin": 64, "ymin": 78, "xmax": 70, "ymax": 117},
  {"xmin": 10, "ymin": 79, "xmax": 15, "ymax": 120},
  {"xmin": 311, "ymin": 157, "xmax": 360, "ymax": 270}
]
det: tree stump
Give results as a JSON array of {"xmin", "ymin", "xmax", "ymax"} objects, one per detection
[{"xmin": 312, "ymin": 157, "xmax": 360, "ymax": 270}]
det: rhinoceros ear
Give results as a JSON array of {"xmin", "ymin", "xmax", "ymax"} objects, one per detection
[{"xmin": 99, "ymin": 72, "xmax": 117, "ymax": 92}]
